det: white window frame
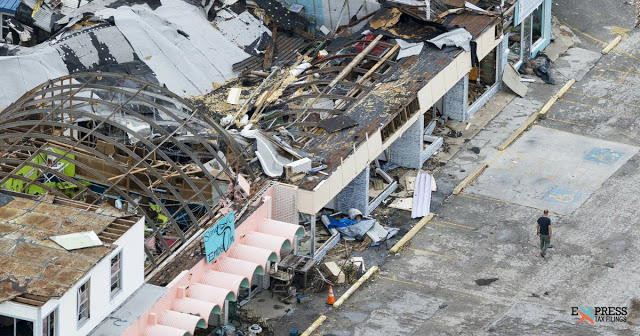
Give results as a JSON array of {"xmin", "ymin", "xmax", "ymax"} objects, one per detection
[
  {"xmin": 531, "ymin": 2, "xmax": 547, "ymax": 52},
  {"xmin": 110, "ymin": 252, "xmax": 122, "ymax": 298},
  {"xmin": 77, "ymin": 279, "xmax": 90, "ymax": 327},
  {"xmin": 0, "ymin": 313, "xmax": 35, "ymax": 336},
  {"xmin": 0, "ymin": 13, "xmax": 13, "ymax": 43}
]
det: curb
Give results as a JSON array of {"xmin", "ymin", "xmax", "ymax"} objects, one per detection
[
  {"xmin": 333, "ymin": 265, "xmax": 379, "ymax": 308},
  {"xmin": 498, "ymin": 79, "xmax": 575, "ymax": 151},
  {"xmin": 300, "ymin": 315, "xmax": 326, "ymax": 336},
  {"xmin": 602, "ymin": 36, "xmax": 622, "ymax": 54},
  {"xmin": 452, "ymin": 163, "xmax": 488, "ymax": 195},
  {"xmin": 389, "ymin": 214, "xmax": 434, "ymax": 254}
]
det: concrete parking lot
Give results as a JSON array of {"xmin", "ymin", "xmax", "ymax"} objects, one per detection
[{"xmin": 304, "ymin": 6, "xmax": 640, "ymax": 336}]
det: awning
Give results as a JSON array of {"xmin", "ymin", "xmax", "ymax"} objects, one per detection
[{"xmin": 134, "ymin": 216, "xmax": 304, "ymax": 336}]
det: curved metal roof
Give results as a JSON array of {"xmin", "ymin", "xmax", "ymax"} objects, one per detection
[{"xmin": 0, "ymin": 72, "xmax": 254, "ymax": 272}]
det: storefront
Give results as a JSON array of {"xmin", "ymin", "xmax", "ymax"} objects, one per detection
[{"xmin": 507, "ymin": 0, "xmax": 552, "ymax": 68}]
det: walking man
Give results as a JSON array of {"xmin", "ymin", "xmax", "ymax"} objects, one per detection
[{"xmin": 537, "ymin": 209, "xmax": 552, "ymax": 258}]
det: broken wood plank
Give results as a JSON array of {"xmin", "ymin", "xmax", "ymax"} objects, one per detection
[{"xmin": 264, "ymin": 25, "xmax": 278, "ymax": 70}]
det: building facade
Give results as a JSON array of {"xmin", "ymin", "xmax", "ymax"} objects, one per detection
[{"xmin": 0, "ymin": 195, "xmax": 145, "ymax": 336}]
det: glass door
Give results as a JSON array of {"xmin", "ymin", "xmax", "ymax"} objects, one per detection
[{"xmin": 522, "ymin": 14, "xmax": 533, "ymax": 62}]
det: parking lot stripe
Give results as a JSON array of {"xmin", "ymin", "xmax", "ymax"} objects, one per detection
[
  {"xmin": 408, "ymin": 247, "xmax": 461, "ymax": 260},
  {"xmin": 433, "ymin": 220, "xmax": 475, "ymax": 230},
  {"xmin": 375, "ymin": 275, "xmax": 486, "ymax": 302}
]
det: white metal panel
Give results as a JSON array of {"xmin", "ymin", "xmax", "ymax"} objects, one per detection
[
  {"xmin": 367, "ymin": 132, "xmax": 383, "ymax": 161},
  {"xmin": 417, "ymin": 84, "xmax": 434, "ymax": 114},
  {"xmin": 341, "ymin": 155, "xmax": 357, "ymax": 186},
  {"xmin": 456, "ymin": 51, "xmax": 472, "ymax": 78},
  {"xmin": 296, "ymin": 189, "xmax": 315, "ymax": 214},
  {"xmin": 329, "ymin": 165, "xmax": 344, "ymax": 200},
  {"xmin": 354, "ymin": 143, "xmax": 369, "ymax": 169},
  {"xmin": 430, "ymin": 71, "xmax": 447, "ymax": 102}
]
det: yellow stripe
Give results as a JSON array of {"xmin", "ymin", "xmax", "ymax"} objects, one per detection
[
  {"xmin": 566, "ymin": 91, "xmax": 640, "ymax": 110},
  {"xmin": 545, "ymin": 117, "xmax": 593, "ymax": 128},
  {"xmin": 560, "ymin": 21, "xmax": 640, "ymax": 61},
  {"xmin": 408, "ymin": 247, "xmax": 461, "ymax": 260},
  {"xmin": 459, "ymin": 192, "xmax": 570, "ymax": 216},
  {"xmin": 434, "ymin": 220, "xmax": 475, "ymax": 230},
  {"xmin": 375, "ymin": 275, "xmax": 425, "ymax": 287},
  {"xmin": 376, "ymin": 275, "xmax": 486, "ymax": 301},
  {"xmin": 558, "ymin": 99, "xmax": 626, "ymax": 115}
]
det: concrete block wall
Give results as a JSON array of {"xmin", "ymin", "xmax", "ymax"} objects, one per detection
[
  {"xmin": 389, "ymin": 114, "xmax": 425, "ymax": 169},
  {"xmin": 336, "ymin": 165, "xmax": 370, "ymax": 215},
  {"xmin": 443, "ymin": 74, "xmax": 469, "ymax": 121}
]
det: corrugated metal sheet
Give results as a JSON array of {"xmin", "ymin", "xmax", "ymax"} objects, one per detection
[
  {"xmin": 97, "ymin": 0, "xmax": 250, "ymax": 96},
  {"xmin": 411, "ymin": 171, "xmax": 432, "ymax": 218},
  {"xmin": 0, "ymin": 0, "xmax": 19, "ymax": 13}
]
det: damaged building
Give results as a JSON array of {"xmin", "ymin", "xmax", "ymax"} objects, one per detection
[{"xmin": 0, "ymin": 0, "xmax": 553, "ymax": 334}]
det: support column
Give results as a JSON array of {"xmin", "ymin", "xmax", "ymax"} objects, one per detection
[
  {"xmin": 443, "ymin": 74, "xmax": 469, "ymax": 121},
  {"xmin": 389, "ymin": 114, "xmax": 424, "ymax": 169},
  {"xmin": 336, "ymin": 166, "xmax": 370, "ymax": 215},
  {"xmin": 310, "ymin": 214, "xmax": 316, "ymax": 258}
]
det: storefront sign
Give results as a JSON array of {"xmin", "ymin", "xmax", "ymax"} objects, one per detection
[
  {"xmin": 203, "ymin": 211, "xmax": 235, "ymax": 263},
  {"xmin": 516, "ymin": 0, "xmax": 543, "ymax": 25}
]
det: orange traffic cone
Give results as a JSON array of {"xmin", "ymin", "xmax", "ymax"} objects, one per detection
[{"xmin": 327, "ymin": 286, "xmax": 336, "ymax": 305}]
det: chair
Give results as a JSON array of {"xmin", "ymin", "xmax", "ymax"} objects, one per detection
[{"xmin": 270, "ymin": 267, "xmax": 294, "ymax": 297}]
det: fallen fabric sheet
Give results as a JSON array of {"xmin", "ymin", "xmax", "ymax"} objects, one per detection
[
  {"xmin": 98, "ymin": 0, "xmax": 250, "ymax": 96},
  {"xmin": 396, "ymin": 39, "xmax": 424, "ymax": 59},
  {"xmin": 0, "ymin": 46, "xmax": 69, "ymax": 110},
  {"xmin": 335, "ymin": 218, "xmax": 377, "ymax": 240},
  {"xmin": 411, "ymin": 170, "xmax": 432, "ymax": 218},
  {"xmin": 428, "ymin": 28, "xmax": 472, "ymax": 52}
]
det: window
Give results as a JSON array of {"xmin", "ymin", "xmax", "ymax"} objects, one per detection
[
  {"xmin": 1, "ymin": 13, "xmax": 13, "ymax": 43},
  {"xmin": 42, "ymin": 310, "xmax": 56, "ymax": 336},
  {"xmin": 110, "ymin": 252, "xmax": 122, "ymax": 297},
  {"xmin": 0, "ymin": 315, "xmax": 34, "ymax": 336},
  {"xmin": 77, "ymin": 280, "xmax": 90, "ymax": 325},
  {"xmin": 531, "ymin": 3, "xmax": 545, "ymax": 47}
]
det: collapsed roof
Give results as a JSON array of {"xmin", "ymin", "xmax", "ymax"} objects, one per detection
[
  {"xmin": 0, "ymin": 192, "xmax": 138, "ymax": 305},
  {"xmin": 0, "ymin": 72, "xmax": 254, "ymax": 274}
]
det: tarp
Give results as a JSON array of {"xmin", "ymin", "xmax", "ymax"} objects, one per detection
[
  {"xmin": 428, "ymin": 28, "xmax": 473, "ymax": 52},
  {"xmin": 322, "ymin": 213, "xmax": 376, "ymax": 240},
  {"xmin": 0, "ymin": 46, "xmax": 69, "ymax": 110}
]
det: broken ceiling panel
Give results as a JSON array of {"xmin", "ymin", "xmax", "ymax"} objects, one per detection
[
  {"xmin": 50, "ymin": 231, "xmax": 104, "ymax": 250},
  {"xmin": 97, "ymin": 0, "xmax": 251, "ymax": 96},
  {"xmin": 215, "ymin": 11, "xmax": 272, "ymax": 49},
  {"xmin": 253, "ymin": 0, "xmax": 306, "ymax": 31},
  {"xmin": 318, "ymin": 115, "xmax": 358, "ymax": 133},
  {"xmin": 53, "ymin": 24, "xmax": 136, "ymax": 72},
  {"xmin": 0, "ymin": 46, "xmax": 69, "ymax": 110},
  {"xmin": 368, "ymin": 7, "xmax": 448, "ymax": 42}
]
